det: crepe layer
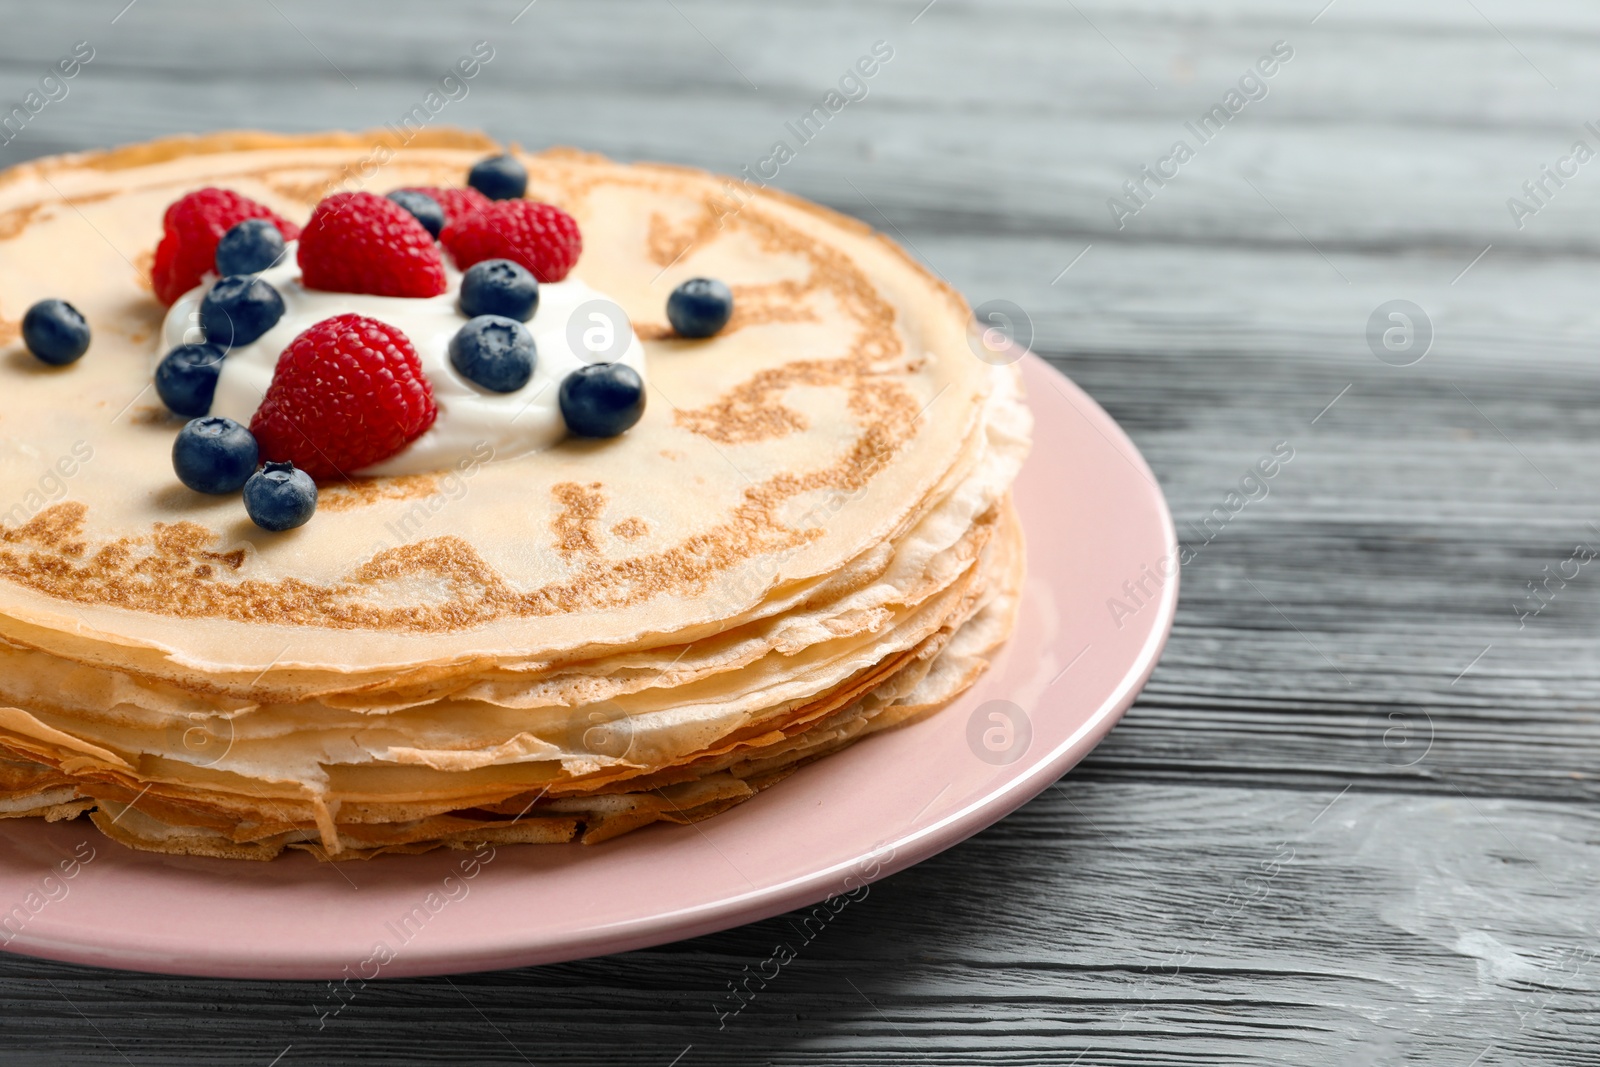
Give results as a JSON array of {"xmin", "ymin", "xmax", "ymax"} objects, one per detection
[{"xmin": 0, "ymin": 131, "xmax": 1032, "ymax": 858}]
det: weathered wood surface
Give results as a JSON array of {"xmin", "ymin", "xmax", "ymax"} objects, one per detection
[{"xmin": 2, "ymin": 0, "xmax": 1599, "ymax": 1063}]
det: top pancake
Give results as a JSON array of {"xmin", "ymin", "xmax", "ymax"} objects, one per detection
[{"xmin": 0, "ymin": 130, "xmax": 1003, "ymax": 679}]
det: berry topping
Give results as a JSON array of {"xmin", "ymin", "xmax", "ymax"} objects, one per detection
[
  {"xmin": 21, "ymin": 299, "xmax": 90, "ymax": 365},
  {"xmin": 155, "ymin": 342, "xmax": 226, "ymax": 416},
  {"xmin": 214, "ymin": 218, "xmax": 287, "ymax": 277},
  {"xmin": 441, "ymin": 199, "xmax": 582, "ymax": 283},
  {"xmin": 385, "ymin": 189, "xmax": 445, "ymax": 239},
  {"xmin": 667, "ymin": 278, "xmax": 735, "ymax": 338},
  {"xmin": 396, "ymin": 186, "xmax": 491, "ymax": 228},
  {"xmin": 458, "ymin": 258, "xmax": 539, "ymax": 321},
  {"xmin": 172, "ymin": 416, "xmax": 258, "ymax": 495},
  {"xmin": 559, "ymin": 362, "xmax": 645, "ymax": 438},
  {"xmin": 467, "ymin": 153, "xmax": 528, "ymax": 201},
  {"xmin": 297, "ymin": 192, "xmax": 446, "ymax": 299},
  {"xmin": 250, "ymin": 314, "xmax": 436, "ymax": 479},
  {"xmin": 244, "ymin": 460, "xmax": 318, "ymax": 532},
  {"xmin": 200, "ymin": 275, "xmax": 286, "ymax": 349},
  {"xmin": 153, "ymin": 188, "xmax": 300, "ymax": 306},
  {"xmin": 450, "ymin": 315, "xmax": 536, "ymax": 394}
]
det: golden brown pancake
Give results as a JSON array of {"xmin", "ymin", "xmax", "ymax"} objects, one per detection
[{"xmin": 0, "ymin": 130, "xmax": 1031, "ymax": 859}]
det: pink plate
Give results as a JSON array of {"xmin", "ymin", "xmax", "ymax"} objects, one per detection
[{"xmin": 0, "ymin": 354, "xmax": 1176, "ymax": 978}]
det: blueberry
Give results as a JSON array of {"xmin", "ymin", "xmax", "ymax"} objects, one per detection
[
  {"xmin": 214, "ymin": 218, "xmax": 286, "ymax": 276},
  {"xmin": 559, "ymin": 362, "xmax": 646, "ymax": 438},
  {"xmin": 449, "ymin": 315, "xmax": 536, "ymax": 393},
  {"xmin": 244, "ymin": 460, "xmax": 318, "ymax": 532},
  {"xmin": 21, "ymin": 299, "xmax": 90, "ymax": 366},
  {"xmin": 666, "ymin": 278, "xmax": 734, "ymax": 339},
  {"xmin": 200, "ymin": 275, "xmax": 285, "ymax": 350},
  {"xmin": 154, "ymin": 342, "xmax": 227, "ymax": 417},
  {"xmin": 172, "ymin": 416, "xmax": 258, "ymax": 495},
  {"xmin": 467, "ymin": 154, "xmax": 527, "ymax": 200},
  {"xmin": 459, "ymin": 259, "xmax": 538, "ymax": 321},
  {"xmin": 386, "ymin": 189, "xmax": 445, "ymax": 238}
]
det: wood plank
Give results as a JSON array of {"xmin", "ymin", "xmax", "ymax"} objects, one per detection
[
  {"xmin": 0, "ymin": 1, "xmax": 1593, "ymax": 1063},
  {"xmin": 11, "ymin": 2, "xmax": 1600, "ymax": 257},
  {"xmin": 1, "ymin": 783, "xmax": 1595, "ymax": 1065}
]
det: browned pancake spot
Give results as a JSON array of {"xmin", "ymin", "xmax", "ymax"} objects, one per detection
[
  {"xmin": 266, "ymin": 177, "xmax": 342, "ymax": 206},
  {"xmin": 611, "ymin": 517, "xmax": 648, "ymax": 540},
  {"xmin": 0, "ymin": 203, "xmax": 44, "ymax": 241},
  {"xmin": 552, "ymin": 482, "xmax": 606, "ymax": 559},
  {"xmin": 132, "ymin": 249, "xmax": 155, "ymax": 295},
  {"xmin": 129, "ymin": 405, "xmax": 176, "ymax": 427},
  {"xmin": 319, "ymin": 475, "xmax": 441, "ymax": 513}
]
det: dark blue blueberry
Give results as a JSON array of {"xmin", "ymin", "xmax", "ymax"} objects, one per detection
[
  {"xmin": 200, "ymin": 275, "xmax": 285, "ymax": 350},
  {"xmin": 244, "ymin": 460, "xmax": 318, "ymax": 532},
  {"xmin": 214, "ymin": 218, "xmax": 286, "ymax": 276},
  {"xmin": 559, "ymin": 362, "xmax": 646, "ymax": 438},
  {"xmin": 467, "ymin": 154, "xmax": 527, "ymax": 200},
  {"xmin": 459, "ymin": 258, "xmax": 539, "ymax": 321},
  {"xmin": 666, "ymin": 277, "xmax": 734, "ymax": 339},
  {"xmin": 386, "ymin": 189, "xmax": 445, "ymax": 238},
  {"xmin": 449, "ymin": 315, "xmax": 536, "ymax": 393},
  {"xmin": 21, "ymin": 299, "xmax": 90, "ymax": 366},
  {"xmin": 154, "ymin": 342, "xmax": 227, "ymax": 417},
  {"xmin": 172, "ymin": 416, "xmax": 258, "ymax": 495}
]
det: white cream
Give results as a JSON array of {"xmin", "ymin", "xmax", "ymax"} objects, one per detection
[{"xmin": 157, "ymin": 246, "xmax": 646, "ymax": 476}]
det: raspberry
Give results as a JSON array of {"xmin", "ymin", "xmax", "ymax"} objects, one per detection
[
  {"xmin": 152, "ymin": 188, "xmax": 301, "ymax": 306},
  {"xmin": 441, "ymin": 199, "xmax": 582, "ymax": 283},
  {"xmin": 296, "ymin": 192, "xmax": 446, "ymax": 298},
  {"xmin": 249, "ymin": 314, "xmax": 436, "ymax": 479},
  {"xmin": 396, "ymin": 186, "xmax": 492, "ymax": 228}
]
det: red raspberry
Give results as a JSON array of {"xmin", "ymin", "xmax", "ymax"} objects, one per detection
[
  {"xmin": 441, "ymin": 199, "xmax": 582, "ymax": 282},
  {"xmin": 297, "ymin": 192, "xmax": 446, "ymax": 298},
  {"xmin": 396, "ymin": 186, "xmax": 491, "ymax": 227},
  {"xmin": 152, "ymin": 188, "xmax": 301, "ymax": 306},
  {"xmin": 249, "ymin": 314, "xmax": 436, "ymax": 480}
]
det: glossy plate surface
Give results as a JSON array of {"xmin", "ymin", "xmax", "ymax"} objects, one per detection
[{"xmin": 0, "ymin": 354, "xmax": 1177, "ymax": 978}]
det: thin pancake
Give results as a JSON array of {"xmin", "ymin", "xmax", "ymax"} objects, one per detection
[{"xmin": 0, "ymin": 131, "xmax": 1032, "ymax": 858}]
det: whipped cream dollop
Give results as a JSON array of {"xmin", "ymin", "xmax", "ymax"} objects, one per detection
[{"xmin": 158, "ymin": 247, "xmax": 646, "ymax": 476}]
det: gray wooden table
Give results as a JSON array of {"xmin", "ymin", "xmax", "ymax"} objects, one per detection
[{"xmin": 3, "ymin": 1, "xmax": 1597, "ymax": 1063}]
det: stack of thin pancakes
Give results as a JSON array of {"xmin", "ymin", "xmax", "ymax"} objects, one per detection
[{"xmin": 0, "ymin": 132, "xmax": 1031, "ymax": 859}]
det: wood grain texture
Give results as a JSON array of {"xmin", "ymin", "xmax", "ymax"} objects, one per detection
[{"xmin": 0, "ymin": 0, "xmax": 1595, "ymax": 1063}]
